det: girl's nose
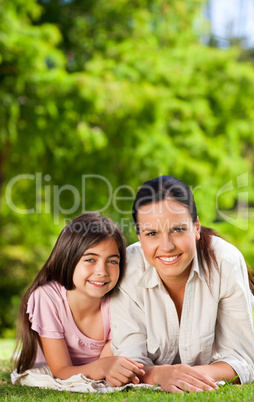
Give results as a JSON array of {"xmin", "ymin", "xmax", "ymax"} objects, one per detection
[
  {"xmin": 159, "ymin": 234, "xmax": 175, "ymax": 252},
  {"xmin": 94, "ymin": 261, "xmax": 108, "ymax": 276}
]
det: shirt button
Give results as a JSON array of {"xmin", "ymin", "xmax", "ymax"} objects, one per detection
[{"xmin": 182, "ymin": 347, "xmax": 187, "ymax": 351}]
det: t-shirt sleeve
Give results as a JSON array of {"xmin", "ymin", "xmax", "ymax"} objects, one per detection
[{"xmin": 27, "ymin": 285, "xmax": 64, "ymax": 339}]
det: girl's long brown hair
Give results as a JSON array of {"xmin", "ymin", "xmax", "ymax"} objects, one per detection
[{"xmin": 13, "ymin": 213, "xmax": 126, "ymax": 374}]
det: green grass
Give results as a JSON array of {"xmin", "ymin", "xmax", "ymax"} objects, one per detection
[
  {"xmin": 0, "ymin": 339, "xmax": 15, "ymax": 360},
  {"xmin": 1, "ymin": 339, "xmax": 254, "ymax": 401}
]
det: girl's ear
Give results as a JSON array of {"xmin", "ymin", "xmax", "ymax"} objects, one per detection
[{"xmin": 195, "ymin": 218, "xmax": 201, "ymax": 241}]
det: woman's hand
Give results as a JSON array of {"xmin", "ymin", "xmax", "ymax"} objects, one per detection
[
  {"xmin": 193, "ymin": 362, "xmax": 239, "ymax": 383},
  {"xmin": 144, "ymin": 363, "xmax": 219, "ymax": 393},
  {"xmin": 101, "ymin": 356, "xmax": 145, "ymax": 387}
]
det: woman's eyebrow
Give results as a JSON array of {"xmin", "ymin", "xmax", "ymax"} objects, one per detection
[{"xmin": 171, "ymin": 223, "xmax": 187, "ymax": 227}]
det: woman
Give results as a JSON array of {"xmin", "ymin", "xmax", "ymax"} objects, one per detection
[{"xmin": 110, "ymin": 176, "xmax": 254, "ymax": 393}]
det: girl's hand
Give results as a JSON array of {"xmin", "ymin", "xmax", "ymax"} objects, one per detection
[
  {"xmin": 101, "ymin": 356, "xmax": 145, "ymax": 387},
  {"xmin": 145, "ymin": 363, "xmax": 219, "ymax": 393}
]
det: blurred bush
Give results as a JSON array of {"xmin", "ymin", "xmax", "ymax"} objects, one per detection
[{"xmin": 0, "ymin": 0, "xmax": 254, "ymax": 336}]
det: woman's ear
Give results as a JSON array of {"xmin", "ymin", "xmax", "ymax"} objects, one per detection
[
  {"xmin": 195, "ymin": 218, "xmax": 201, "ymax": 240},
  {"xmin": 137, "ymin": 233, "xmax": 143, "ymax": 248}
]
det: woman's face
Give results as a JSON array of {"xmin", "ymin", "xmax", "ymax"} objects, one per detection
[{"xmin": 137, "ymin": 199, "xmax": 200, "ymax": 285}]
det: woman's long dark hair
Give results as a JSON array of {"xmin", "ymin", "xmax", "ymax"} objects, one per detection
[
  {"xmin": 14, "ymin": 213, "xmax": 126, "ymax": 374},
  {"xmin": 132, "ymin": 176, "xmax": 254, "ymax": 291}
]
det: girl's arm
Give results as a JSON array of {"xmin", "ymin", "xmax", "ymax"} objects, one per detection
[
  {"xmin": 99, "ymin": 339, "xmax": 113, "ymax": 358},
  {"xmin": 40, "ymin": 336, "xmax": 145, "ymax": 386}
]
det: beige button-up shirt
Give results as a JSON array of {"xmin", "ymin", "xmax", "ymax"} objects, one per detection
[{"xmin": 110, "ymin": 236, "xmax": 254, "ymax": 384}]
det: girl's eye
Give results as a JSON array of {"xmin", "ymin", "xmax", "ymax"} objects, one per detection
[
  {"xmin": 146, "ymin": 232, "xmax": 157, "ymax": 237},
  {"xmin": 108, "ymin": 259, "xmax": 119, "ymax": 265},
  {"xmin": 85, "ymin": 258, "xmax": 95, "ymax": 263}
]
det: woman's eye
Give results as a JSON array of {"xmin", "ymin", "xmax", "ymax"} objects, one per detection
[
  {"xmin": 172, "ymin": 227, "xmax": 185, "ymax": 233},
  {"xmin": 85, "ymin": 258, "xmax": 95, "ymax": 263}
]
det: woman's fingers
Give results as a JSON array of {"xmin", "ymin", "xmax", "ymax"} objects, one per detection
[
  {"xmin": 186, "ymin": 366, "xmax": 218, "ymax": 390},
  {"xmin": 160, "ymin": 364, "xmax": 219, "ymax": 393}
]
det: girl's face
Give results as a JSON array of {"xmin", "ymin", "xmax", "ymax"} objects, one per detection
[
  {"xmin": 72, "ymin": 238, "xmax": 120, "ymax": 299},
  {"xmin": 137, "ymin": 199, "xmax": 200, "ymax": 285}
]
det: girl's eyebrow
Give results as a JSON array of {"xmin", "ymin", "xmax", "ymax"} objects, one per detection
[
  {"xmin": 83, "ymin": 252, "xmax": 120, "ymax": 259},
  {"xmin": 107, "ymin": 254, "xmax": 120, "ymax": 259}
]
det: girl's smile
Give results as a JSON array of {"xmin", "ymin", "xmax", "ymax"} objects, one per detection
[{"xmin": 87, "ymin": 280, "xmax": 108, "ymax": 286}]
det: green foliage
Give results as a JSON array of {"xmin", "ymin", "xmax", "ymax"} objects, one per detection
[{"xmin": 0, "ymin": 0, "xmax": 254, "ymax": 335}]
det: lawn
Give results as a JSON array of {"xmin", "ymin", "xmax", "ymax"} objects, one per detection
[{"xmin": 1, "ymin": 339, "xmax": 254, "ymax": 401}]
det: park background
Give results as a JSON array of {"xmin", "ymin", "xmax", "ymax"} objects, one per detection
[{"xmin": 0, "ymin": 0, "xmax": 254, "ymax": 341}]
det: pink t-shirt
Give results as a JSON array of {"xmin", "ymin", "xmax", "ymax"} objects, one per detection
[{"xmin": 27, "ymin": 281, "xmax": 111, "ymax": 366}]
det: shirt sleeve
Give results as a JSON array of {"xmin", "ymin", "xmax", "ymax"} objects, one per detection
[
  {"xmin": 211, "ymin": 252, "xmax": 254, "ymax": 384},
  {"xmin": 101, "ymin": 296, "xmax": 112, "ymax": 340},
  {"xmin": 110, "ymin": 286, "xmax": 154, "ymax": 365},
  {"xmin": 27, "ymin": 285, "xmax": 64, "ymax": 339}
]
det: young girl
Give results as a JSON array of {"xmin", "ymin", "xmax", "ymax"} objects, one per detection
[
  {"xmin": 14, "ymin": 213, "xmax": 144, "ymax": 387},
  {"xmin": 110, "ymin": 175, "xmax": 254, "ymax": 393}
]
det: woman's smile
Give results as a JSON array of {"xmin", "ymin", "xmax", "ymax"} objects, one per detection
[
  {"xmin": 137, "ymin": 199, "xmax": 200, "ymax": 286},
  {"xmin": 157, "ymin": 254, "xmax": 182, "ymax": 264}
]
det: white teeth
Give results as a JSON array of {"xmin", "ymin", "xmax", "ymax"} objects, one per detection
[
  {"xmin": 89, "ymin": 281, "xmax": 106, "ymax": 285},
  {"xmin": 160, "ymin": 255, "xmax": 179, "ymax": 262}
]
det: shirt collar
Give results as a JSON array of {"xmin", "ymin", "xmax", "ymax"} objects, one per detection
[
  {"xmin": 188, "ymin": 250, "xmax": 205, "ymax": 282},
  {"xmin": 137, "ymin": 250, "xmax": 161, "ymax": 288},
  {"xmin": 137, "ymin": 249, "xmax": 205, "ymax": 288}
]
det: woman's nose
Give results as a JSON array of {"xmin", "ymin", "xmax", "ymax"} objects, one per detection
[{"xmin": 159, "ymin": 234, "xmax": 174, "ymax": 251}]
